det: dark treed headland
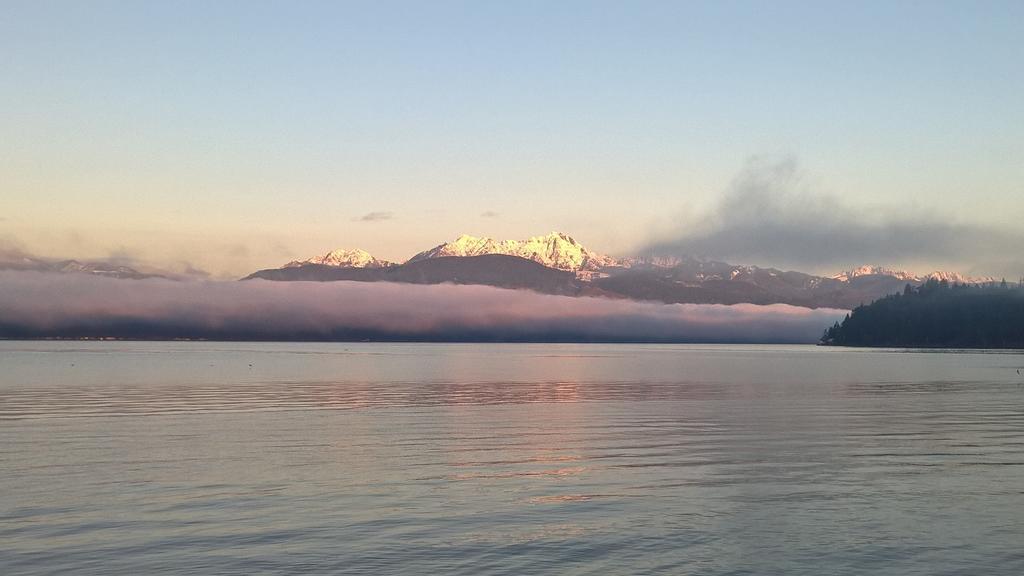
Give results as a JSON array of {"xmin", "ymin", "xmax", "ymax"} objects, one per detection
[{"xmin": 822, "ymin": 279, "xmax": 1024, "ymax": 348}]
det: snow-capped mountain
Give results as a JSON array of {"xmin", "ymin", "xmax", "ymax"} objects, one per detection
[
  {"xmin": 251, "ymin": 233, "xmax": 1006, "ymax": 308},
  {"xmin": 408, "ymin": 232, "xmax": 618, "ymax": 277},
  {"xmin": 920, "ymin": 270, "xmax": 996, "ymax": 285},
  {"xmin": 833, "ymin": 265, "xmax": 994, "ymax": 285},
  {"xmin": 55, "ymin": 260, "xmax": 155, "ymax": 279},
  {"xmin": 832, "ymin": 266, "xmax": 919, "ymax": 282},
  {"xmin": 0, "ymin": 253, "xmax": 161, "ymax": 279},
  {"xmin": 619, "ymin": 255, "xmax": 686, "ymax": 269},
  {"xmin": 285, "ymin": 249, "xmax": 394, "ymax": 269}
]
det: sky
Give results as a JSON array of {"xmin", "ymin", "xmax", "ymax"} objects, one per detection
[{"xmin": 2, "ymin": 1, "xmax": 1022, "ymax": 278}]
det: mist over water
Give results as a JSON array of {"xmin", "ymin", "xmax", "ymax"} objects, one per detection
[
  {"xmin": 0, "ymin": 272, "xmax": 846, "ymax": 342},
  {"xmin": 3, "ymin": 342, "xmax": 1024, "ymax": 575}
]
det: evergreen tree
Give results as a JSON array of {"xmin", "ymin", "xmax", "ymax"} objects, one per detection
[{"xmin": 821, "ymin": 282, "xmax": 1024, "ymax": 348}]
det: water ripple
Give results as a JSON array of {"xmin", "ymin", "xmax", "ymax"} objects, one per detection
[{"xmin": 2, "ymin": 342, "xmax": 1024, "ymax": 575}]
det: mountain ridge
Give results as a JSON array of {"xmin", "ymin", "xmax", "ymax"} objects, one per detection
[
  {"xmin": 832, "ymin": 265, "xmax": 994, "ymax": 285},
  {"xmin": 246, "ymin": 254, "xmax": 589, "ymax": 296},
  {"xmin": 0, "ymin": 255, "xmax": 165, "ymax": 280},
  {"xmin": 407, "ymin": 232, "xmax": 618, "ymax": 278},
  {"xmin": 285, "ymin": 248, "xmax": 394, "ymax": 269},
  {"xmin": 6, "ymin": 231, "xmax": 1002, "ymax": 309},
  {"xmin": 282, "ymin": 233, "xmax": 991, "ymax": 287},
  {"xmin": 249, "ymin": 231, "xmax": 1001, "ymax": 309}
]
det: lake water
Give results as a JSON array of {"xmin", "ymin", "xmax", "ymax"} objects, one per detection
[{"xmin": 2, "ymin": 342, "xmax": 1024, "ymax": 575}]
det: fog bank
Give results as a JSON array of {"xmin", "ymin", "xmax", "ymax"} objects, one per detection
[{"xmin": 0, "ymin": 272, "xmax": 846, "ymax": 343}]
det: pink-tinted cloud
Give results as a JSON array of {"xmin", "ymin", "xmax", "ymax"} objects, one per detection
[{"xmin": 0, "ymin": 272, "xmax": 847, "ymax": 342}]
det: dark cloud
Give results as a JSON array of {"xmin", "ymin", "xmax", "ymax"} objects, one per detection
[
  {"xmin": 0, "ymin": 272, "xmax": 845, "ymax": 343},
  {"xmin": 480, "ymin": 211, "xmax": 500, "ymax": 218},
  {"xmin": 354, "ymin": 211, "xmax": 394, "ymax": 222},
  {"xmin": 645, "ymin": 157, "xmax": 1023, "ymax": 277}
]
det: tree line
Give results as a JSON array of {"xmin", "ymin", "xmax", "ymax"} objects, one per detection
[{"xmin": 821, "ymin": 278, "xmax": 1024, "ymax": 348}]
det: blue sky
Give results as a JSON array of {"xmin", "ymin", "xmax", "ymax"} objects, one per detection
[{"xmin": 2, "ymin": 1, "xmax": 1022, "ymax": 276}]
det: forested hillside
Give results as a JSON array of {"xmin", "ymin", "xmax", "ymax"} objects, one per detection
[{"xmin": 822, "ymin": 279, "xmax": 1024, "ymax": 348}]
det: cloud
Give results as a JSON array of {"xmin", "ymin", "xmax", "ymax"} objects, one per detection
[
  {"xmin": 0, "ymin": 235, "xmax": 29, "ymax": 261},
  {"xmin": 0, "ymin": 272, "xmax": 846, "ymax": 343},
  {"xmin": 105, "ymin": 246, "xmax": 146, "ymax": 267},
  {"xmin": 480, "ymin": 211, "xmax": 500, "ymax": 218},
  {"xmin": 0, "ymin": 238, "xmax": 215, "ymax": 280},
  {"xmin": 354, "ymin": 211, "xmax": 394, "ymax": 222},
  {"xmin": 180, "ymin": 263, "xmax": 211, "ymax": 278},
  {"xmin": 645, "ymin": 156, "xmax": 1023, "ymax": 276}
]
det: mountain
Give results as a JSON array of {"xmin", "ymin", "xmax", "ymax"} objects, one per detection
[
  {"xmin": 4, "ymin": 235, "xmax": 998, "ymax": 305},
  {"xmin": 408, "ymin": 232, "xmax": 618, "ymax": 278},
  {"xmin": 251, "ymin": 247, "xmax": 894, "ymax": 308},
  {"xmin": 247, "ymin": 232, "xmax": 1001, "ymax": 309},
  {"xmin": 832, "ymin": 265, "xmax": 918, "ymax": 282},
  {"xmin": 833, "ymin": 265, "xmax": 995, "ymax": 285},
  {"xmin": 0, "ymin": 256, "xmax": 161, "ymax": 279},
  {"xmin": 54, "ymin": 260, "xmax": 159, "ymax": 280},
  {"xmin": 245, "ymin": 254, "xmax": 588, "ymax": 296},
  {"xmin": 594, "ymin": 260, "xmax": 861, "ymax": 308},
  {"xmin": 285, "ymin": 248, "xmax": 394, "ymax": 269},
  {"xmin": 920, "ymin": 270, "xmax": 996, "ymax": 285},
  {"xmin": 0, "ymin": 254, "xmax": 55, "ymax": 272}
]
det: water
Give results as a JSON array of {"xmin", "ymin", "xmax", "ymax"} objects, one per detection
[{"xmin": 2, "ymin": 342, "xmax": 1023, "ymax": 575}]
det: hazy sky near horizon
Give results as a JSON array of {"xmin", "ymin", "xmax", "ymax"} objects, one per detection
[{"xmin": 2, "ymin": 1, "xmax": 1022, "ymax": 277}]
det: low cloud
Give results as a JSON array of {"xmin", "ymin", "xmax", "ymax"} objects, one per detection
[
  {"xmin": 645, "ymin": 157, "xmax": 1023, "ymax": 277},
  {"xmin": 354, "ymin": 211, "xmax": 394, "ymax": 222},
  {"xmin": 180, "ymin": 263, "xmax": 212, "ymax": 278},
  {"xmin": 0, "ymin": 272, "xmax": 845, "ymax": 343},
  {"xmin": 480, "ymin": 211, "xmax": 500, "ymax": 218},
  {"xmin": 104, "ymin": 245, "xmax": 152, "ymax": 269},
  {"xmin": 0, "ymin": 235, "xmax": 29, "ymax": 261},
  {"xmin": 0, "ymin": 239, "xmax": 212, "ymax": 280}
]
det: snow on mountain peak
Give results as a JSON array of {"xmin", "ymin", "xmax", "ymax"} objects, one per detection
[
  {"xmin": 832, "ymin": 265, "xmax": 994, "ymax": 284},
  {"xmin": 285, "ymin": 248, "xmax": 393, "ymax": 269},
  {"xmin": 921, "ymin": 270, "xmax": 995, "ymax": 284},
  {"xmin": 408, "ymin": 232, "xmax": 617, "ymax": 275},
  {"xmin": 832, "ymin": 265, "xmax": 918, "ymax": 282}
]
